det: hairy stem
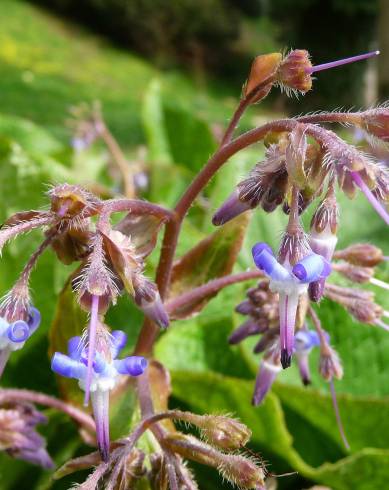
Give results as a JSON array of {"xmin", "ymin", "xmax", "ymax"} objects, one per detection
[
  {"xmin": 101, "ymin": 198, "xmax": 175, "ymax": 221},
  {"xmin": 165, "ymin": 270, "xmax": 263, "ymax": 316},
  {"xmin": 0, "ymin": 388, "xmax": 95, "ymax": 432}
]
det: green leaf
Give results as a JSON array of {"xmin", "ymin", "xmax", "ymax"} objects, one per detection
[
  {"xmin": 141, "ymin": 79, "xmax": 172, "ymax": 165},
  {"xmin": 0, "ymin": 113, "xmax": 63, "ymax": 155},
  {"xmin": 155, "ymin": 285, "xmax": 253, "ymax": 379},
  {"xmin": 163, "ymin": 102, "xmax": 217, "ymax": 173},
  {"xmin": 48, "ymin": 276, "xmax": 87, "ymax": 405},
  {"xmin": 169, "ymin": 214, "xmax": 250, "ymax": 318},
  {"xmin": 314, "ymin": 449, "xmax": 389, "ymax": 490},
  {"xmin": 170, "ymin": 370, "xmax": 312, "ymax": 476},
  {"xmin": 273, "ymin": 382, "xmax": 389, "ymax": 455}
]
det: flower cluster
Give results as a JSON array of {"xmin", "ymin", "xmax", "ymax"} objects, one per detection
[{"xmin": 0, "ymin": 184, "xmax": 172, "ymax": 460}]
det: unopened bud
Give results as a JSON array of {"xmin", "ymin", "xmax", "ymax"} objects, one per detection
[
  {"xmin": 212, "ymin": 190, "xmax": 252, "ymax": 226},
  {"xmin": 276, "ymin": 49, "xmax": 312, "ymax": 94},
  {"xmin": 244, "ymin": 53, "xmax": 282, "ymax": 102},
  {"xmin": 361, "ymin": 109, "xmax": 389, "ymax": 142},
  {"xmin": 319, "ymin": 345, "xmax": 343, "ymax": 381},
  {"xmin": 333, "ymin": 244, "xmax": 383, "ymax": 267},
  {"xmin": 162, "ymin": 434, "xmax": 265, "ymax": 490},
  {"xmin": 347, "ymin": 299, "xmax": 382, "ymax": 324},
  {"xmin": 229, "ymin": 319, "xmax": 265, "ymax": 344},
  {"xmin": 49, "ymin": 184, "xmax": 97, "ymax": 219},
  {"xmin": 334, "ymin": 263, "xmax": 374, "ymax": 283},
  {"xmin": 133, "ymin": 275, "xmax": 169, "ymax": 328},
  {"xmin": 218, "ymin": 454, "xmax": 265, "ymax": 489},
  {"xmin": 180, "ymin": 413, "xmax": 251, "ymax": 450}
]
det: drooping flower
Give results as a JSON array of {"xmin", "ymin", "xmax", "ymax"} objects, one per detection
[
  {"xmin": 0, "ymin": 401, "xmax": 53, "ymax": 469},
  {"xmin": 0, "ymin": 306, "xmax": 41, "ymax": 377},
  {"xmin": 51, "ymin": 327, "xmax": 147, "ymax": 461},
  {"xmin": 252, "ymin": 241, "xmax": 330, "ymax": 368}
]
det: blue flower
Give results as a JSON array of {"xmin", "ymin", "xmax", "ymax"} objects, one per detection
[
  {"xmin": 51, "ymin": 329, "xmax": 147, "ymax": 461},
  {"xmin": 252, "ymin": 242, "xmax": 330, "ymax": 368},
  {"xmin": 0, "ymin": 307, "xmax": 41, "ymax": 377}
]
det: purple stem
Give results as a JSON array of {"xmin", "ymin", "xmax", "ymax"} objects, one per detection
[
  {"xmin": 307, "ymin": 50, "xmax": 379, "ymax": 74},
  {"xmin": 84, "ymin": 294, "xmax": 99, "ymax": 406},
  {"xmin": 350, "ymin": 171, "xmax": 389, "ymax": 226},
  {"xmin": 329, "ymin": 379, "xmax": 350, "ymax": 451}
]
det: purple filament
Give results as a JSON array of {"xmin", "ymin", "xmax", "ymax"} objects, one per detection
[
  {"xmin": 84, "ymin": 295, "xmax": 100, "ymax": 407},
  {"xmin": 351, "ymin": 171, "xmax": 389, "ymax": 226},
  {"xmin": 307, "ymin": 50, "xmax": 379, "ymax": 74}
]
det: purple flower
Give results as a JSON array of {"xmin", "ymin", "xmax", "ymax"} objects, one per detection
[
  {"xmin": 0, "ymin": 307, "xmax": 41, "ymax": 377},
  {"xmin": 252, "ymin": 242, "xmax": 330, "ymax": 368},
  {"xmin": 51, "ymin": 329, "xmax": 147, "ymax": 461},
  {"xmin": 0, "ymin": 402, "xmax": 53, "ymax": 469}
]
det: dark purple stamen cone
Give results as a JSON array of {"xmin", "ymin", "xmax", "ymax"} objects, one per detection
[{"xmin": 280, "ymin": 349, "xmax": 291, "ymax": 369}]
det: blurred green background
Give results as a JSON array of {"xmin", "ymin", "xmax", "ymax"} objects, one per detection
[{"xmin": 0, "ymin": 0, "xmax": 389, "ymax": 489}]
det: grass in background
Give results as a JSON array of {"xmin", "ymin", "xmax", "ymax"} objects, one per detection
[{"xmin": 0, "ymin": 0, "xmax": 241, "ymax": 145}]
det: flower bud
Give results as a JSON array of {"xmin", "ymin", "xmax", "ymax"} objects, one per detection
[
  {"xmin": 228, "ymin": 319, "xmax": 265, "ymax": 344},
  {"xmin": 334, "ymin": 263, "xmax": 374, "ymax": 284},
  {"xmin": 333, "ymin": 244, "xmax": 383, "ymax": 267},
  {"xmin": 319, "ymin": 345, "xmax": 343, "ymax": 381},
  {"xmin": 162, "ymin": 434, "xmax": 265, "ymax": 489},
  {"xmin": 244, "ymin": 53, "xmax": 282, "ymax": 102},
  {"xmin": 361, "ymin": 109, "xmax": 389, "ymax": 142},
  {"xmin": 133, "ymin": 275, "xmax": 169, "ymax": 328},
  {"xmin": 179, "ymin": 413, "xmax": 251, "ymax": 450},
  {"xmin": 347, "ymin": 299, "xmax": 383, "ymax": 324},
  {"xmin": 276, "ymin": 49, "xmax": 312, "ymax": 94},
  {"xmin": 212, "ymin": 190, "xmax": 252, "ymax": 226},
  {"xmin": 0, "ymin": 402, "xmax": 53, "ymax": 469},
  {"xmin": 49, "ymin": 184, "xmax": 98, "ymax": 219}
]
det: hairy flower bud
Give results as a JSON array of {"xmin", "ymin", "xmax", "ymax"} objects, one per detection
[
  {"xmin": 133, "ymin": 274, "xmax": 169, "ymax": 328},
  {"xmin": 48, "ymin": 184, "xmax": 99, "ymax": 219},
  {"xmin": 319, "ymin": 345, "xmax": 343, "ymax": 381},
  {"xmin": 276, "ymin": 49, "xmax": 312, "ymax": 94},
  {"xmin": 333, "ymin": 244, "xmax": 383, "ymax": 267},
  {"xmin": 334, "ymin": 263, "xmax": 374, "ymax": 284},
  {"xmin": 0, "ymin": 402, "xmax": 53, "ymax": 469},
  {"xmin": 244, "ymin": 53, "xmax": 282, "ymax": 102},
  {"xmin": 176, "ymin": 412, "xmax": 251, "ymax": 450},
  {"xmin": 162, "ymin": 434, "xmax": 265, "ymax": 490},
  {"xmin": 360, "ymin": 108, "xmax": 389, "ymax": 142}
]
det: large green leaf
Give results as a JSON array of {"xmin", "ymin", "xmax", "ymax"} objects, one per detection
[
  {"xmin": 170, "ymin": 370, "xmax": 389, "ymax": 489},
  {"xmin": 48, "ymin": 277, "xmax": 87, "ymax": 405},
  {"xmin": 169, "ymin": 214, "xmax": 250, "ymax": 318}
]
